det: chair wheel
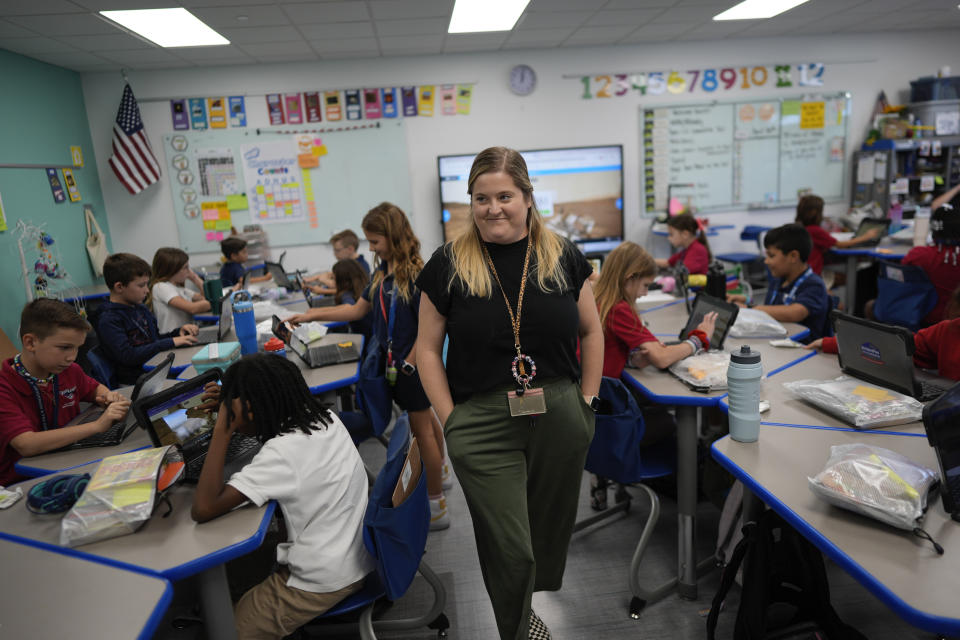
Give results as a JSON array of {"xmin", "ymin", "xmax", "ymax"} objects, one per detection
[{"xmin": 629, "ymin": 596, "xmax": 646, "ymax": 619}]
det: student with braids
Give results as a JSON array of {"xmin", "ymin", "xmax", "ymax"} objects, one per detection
[
  {"xmin": 654, "ymin": 213, "xmax": 711, "ymax": 275},
  {"xmin": 191, "ymin": 354, "xmax": 374, "ymax": 640},
  {"xmin": 288, "ymin": 202, "xmax": 452, "ymax": 530}
]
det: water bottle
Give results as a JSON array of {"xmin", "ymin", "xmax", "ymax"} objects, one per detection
[
  {"xmin": 232, "ymin": 290, "xmax": 258, "ymax": 356},
  {"xmin": 727, "ymin": 345, "xmax": 762, "ymax": 443}
]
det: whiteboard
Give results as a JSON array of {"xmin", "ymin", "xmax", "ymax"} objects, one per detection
[
  {"xmin": 161, "ymin": 121, "xmax": 412, "ymax": 252},
  {"xmin": 642, "ymin": 92, "xmax": 849, "ymax": 214}
]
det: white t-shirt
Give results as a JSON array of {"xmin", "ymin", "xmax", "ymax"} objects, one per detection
[
  {"xmin": 228, "ymin": 416, "xmax": 375, "ymax": 593},
  {"xmin": 151, "ymin": 281, "xmax": 194, "ymax": 334}
]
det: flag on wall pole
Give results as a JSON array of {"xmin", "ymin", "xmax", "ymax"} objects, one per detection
[{"xmin": 109, "ymin": 84, "xmax": 161, "ymax": 195}]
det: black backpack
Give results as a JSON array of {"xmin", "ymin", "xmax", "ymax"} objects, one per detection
[{"xmin": 707, "ymin": 509, "xmax": 869, "ymax": 640}]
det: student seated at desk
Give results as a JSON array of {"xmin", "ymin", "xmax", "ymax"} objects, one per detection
[
  {"xmin": 94, "ymin": 253, "xmax": 199, "ymax": 385},
  {"xmin": 898, "ymin": 202, "xmax": 960, "ymax": 326},
  {"xmin": 654, "ymin": 213, "xmax": 711, "ymax": 275},
  {"xmin": 150, "ymin": 247, "xmax": 211, "ymax": 334},
  {"xmin": 0, "ymin": 299, "xmax": 129, "ymax": 486},
  {"xmin": 303, "ymin": 229, "xmax": 371, "ymax": 295},
  {"xmin": 331, "ymin": 259, "xmax": 373, "ymax": 339},
  {"xmin": 809, "ymin": 285, "xmax": 960, "ymax": 381},
  {"xmin": 191, "ymin": 354, "xmax": 374, "ymax": 640},
  {"xmin": 795, "ymin": 194, "xmax": 881, "ymax": 275},
  {"xmin": 728, "ymin": 224, "xmax": 831, "ymax": 342},
  {"xmin": 220, "ymin": 237, "xmax": 272, "ymax": 290}
]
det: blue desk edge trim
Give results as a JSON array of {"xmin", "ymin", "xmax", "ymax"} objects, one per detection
[
  {"xmin": 15, "ymin": 444, "xmax": 151, "ymax": 477},
  {"xmin": 710, "ymin": 438, "xmax": 960, "ymax": 636},
  {"xmin": 139, "ymin": 579, "xmax": 174, "ymax": 640}
]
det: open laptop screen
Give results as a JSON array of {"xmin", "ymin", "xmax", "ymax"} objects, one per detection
[
  {"xmin": 922, "ymin": 382, "xmax": 960, "ymax": 514},
  {"xmin": 679, "ymin": 293, "xmax": 739, "ymax": 350},
  {"xmin": 144, "ymin": 381, "xmax": 215, "ymax": 448},
  {"xmin": 833, "ymin": 312, "xmax": 915, "ymax": 396},
  {"xmin": 854, "ymin": 218, "xmax": 890, "ymax": 244},
  {"xmin": 265, "ymin": 262, "xmax": 292, "ymax": 289}
]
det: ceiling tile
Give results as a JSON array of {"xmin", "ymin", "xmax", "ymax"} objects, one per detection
[
  {"xmin": 443, "ymin": 32, "xmax": 509, "ymax": 52},
  {"xmin": 95, "ymin": 48, "xmax": 187, "ymax": 64},
  {"xmin": 218, "ymin": 25, "xmax": 303, "ymax": 43},
  {"xmin": 676, "ymin": 20, "xmax": 754, "ymax": 40},
  {"xmin": 249, "ymin": 52, "xmax": 318, "ymax": 63},
  {"xmin": 281, "ymin": 1, "xmax": 370, "ymax": 23},
  {"xmin": 56, "ymin": 33, "xmax": 153, "ymax": 50},
  {"xmin": 527, "ymin": 0, "xmax": 602, "ymax": 10},
  {"xmin": 505, "ymin": 27, "xmax": 574, "ymax": 46},
  {"xmin": 27, "ymin": 50, "xmax": 113, "ymax": 68},
  {"xmin": 0, "ymin": 36, "xmax": 80, "ymax": 54},
  {"xmin": 6, "ymin": 13, "xmax": 120, "ymax": 35},
  {"xmin": 651, "ymin": 5, "xmax": 722, "ymax": 22},
  {"xmin": 516, "ymin": 10, "xmax": 593, "ymax": 29},
  {"xmin": 585, "ymin": 9, "xmax": 664, "ymax": 26},
  {"xmin": 620, "ymin": 22, "xmax": 694, "ymax": 42},
  {"xmin": 318, "ymin": 49, "xmax": 381, "ymax": 60},
  {"xmin": 564, "ymin": 24, "xmax": 638, "ymax": 44},
  {"xmin": 0, "ymin": 1, "xmax": 85, "ymax": 17},
  {"xmin": 309, "ymin": 37, "xmax": 379, "ymax": 54},
  {"xmin": 299, "ymin": 21, "xmax": 375, "ymax": 38},
  {"xmin": 378, "ymin": 34, "xmax": 444, "ymax": 54},
  {"xmin": 0, "ymin": 18, "xmax": 37, "ymax": 37},
  {"xmin": 375, "ymin": 17, "xmax": 447, "ymax": 36},
  {"xmin": 170, "ymin": 45, "xmax": 255, "ymax": 61},
  {"xmin": 239, "ymin": 40, "xmax": 315, "ymax": 56},
  {"xmin": 189, "ymin": 5, "xmax": 293, "ymax": 28},
  {"xmin": 182, "ymin": 0, "xmax": 282, "ymax": 6},
  {"xmin": 73, "ymin": 0, "xmax": 187, "ymax": 9},
  {"xmin": 602, "ymin": 0, "xmax": 676, "ymax": 8},
  {"xmin": 368, "ymin": 0, "xmax": 453, "ymax": 20},
  {"xmin": 732, "ymin": 16, "xmax": 818, "ymax": 37}
]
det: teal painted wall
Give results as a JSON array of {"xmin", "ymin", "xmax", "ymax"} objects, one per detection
[{"xmin": 0, "ymin": 49, "xmax": 112, "ymax": 346}]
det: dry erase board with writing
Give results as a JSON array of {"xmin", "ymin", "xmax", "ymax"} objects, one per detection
[
  {"xmin": 161, "ymin": 121, "xmax": 412, "ymax": 252},
  {"xmin": 643, "ymin": 92, "xmax": 850, "ymax": 214}
]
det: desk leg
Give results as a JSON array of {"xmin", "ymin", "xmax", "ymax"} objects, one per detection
[
  {"xmin": 198, "ymin": 564, "xmax": 238, "ymax": 640},
  {"xmin": 676, "ymin": 404, "xmax": 698, "ymax": 600},
  {"xmin": 845, "ymin": 255, "xmax": 857, "ymax": 313}
]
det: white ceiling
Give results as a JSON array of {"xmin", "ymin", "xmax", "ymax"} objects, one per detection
[{"xmin": 1, "ymin": 0, "xmax": 959, "ymax": 72}]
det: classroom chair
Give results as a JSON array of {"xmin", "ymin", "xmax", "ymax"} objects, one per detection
[
  {"xmin": 872, "ymin": 261, "xmax": 938, "ymax": 331},
  {"xmin": 84, "ymin": 345, "xmax": 116, "ymax": 389},
  {"xmin": 301, "ymin": 412, "xmax": 449, "ymax": 639},
  {"xmin": 573, "ymin": 376, "xmax": 683, "ymax": 620}
]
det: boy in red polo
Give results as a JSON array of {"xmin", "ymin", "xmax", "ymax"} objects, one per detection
[{"xmin": 0, "ymin": 299, "xmax": 129, "ymax": 486}]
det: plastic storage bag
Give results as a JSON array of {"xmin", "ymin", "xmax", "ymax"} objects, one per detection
[
  {"xmin": 728, "ymin": 308, "xmax": 787, "ymax": 338},
  {"xmin": 808, "ymin": 443, "xmax": 938, "ymax": 531},
  {"xmin": 60, "ymin": 446, "xmax": 184, "ymax": 548},
  {"xmin": 669, "ymin": 351, "xmax": 732, "ymax": 391},
  {"xmin": 782, "ymin": 376, "xmax": 923, "ymax": 428}
]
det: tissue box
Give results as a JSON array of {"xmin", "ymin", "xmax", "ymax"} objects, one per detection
[{"xmin": 191, "ymin": 341, "xmax": 241, "ymax": 375}]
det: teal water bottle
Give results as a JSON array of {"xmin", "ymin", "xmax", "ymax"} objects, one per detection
[
  {"xmin": 727, "ymin": 345, "xmax": 762, "ymax": 443},
  {"xmin": 232, "ymin": 291, "xmax": 258, "ymax": 355}
]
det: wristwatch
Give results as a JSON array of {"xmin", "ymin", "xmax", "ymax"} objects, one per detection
[{"xmin": 400, "ymin": 361, "xmax": 417, "ymax": 375}]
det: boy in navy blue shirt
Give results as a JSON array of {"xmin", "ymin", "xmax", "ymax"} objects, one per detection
[
  {"xmin": 220, "ymin": 237, "xmax": 272, "ymax": 289},
  {"xmin": 95, "ymin": 253, "xmax": 198, "ymax": 385},
  {"xmin": 727, "ymin": 223, "xmax": 831, "ymax": 342},
  {"xmin": 304, "ymin": 229, "xmax": 370, "ymax": 294}
]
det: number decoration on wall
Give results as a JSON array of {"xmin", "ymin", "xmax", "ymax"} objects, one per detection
[{"xmin": 578, "ymin": 63, "xmax": 825, "ymax": 99}]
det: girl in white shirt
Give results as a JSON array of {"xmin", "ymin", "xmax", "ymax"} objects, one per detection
[
  {"xmin": 192, "ymin": 354, "xmax": 374, "ymax": 639},
  {"xmin": 149, "ymin": 247, "xmax": 210, "ymax": 333}
]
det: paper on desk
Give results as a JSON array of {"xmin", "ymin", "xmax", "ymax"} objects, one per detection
[
  {"xmin": 636, "ymin": 290, "xmax": 676, "ymax": 304},
  {"xmin": 857, "ymin": 156, "xmax": 875, "ymax": 184}
]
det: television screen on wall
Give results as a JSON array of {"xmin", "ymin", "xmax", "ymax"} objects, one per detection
[{"xmin": 437, "ymin": 145, "xmax": 624, "ymax": 254}]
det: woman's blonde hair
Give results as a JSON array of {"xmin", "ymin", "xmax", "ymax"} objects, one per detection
[
  {"xmin": 593, "ymin": 241, "xmax": 656, "ymax": 329},
  {"xmin": 362, "ymin": 202, "xmax": 423, "ymax": 302},
  {"xmin": 448, "ymin": 146, "xmax": 568, "ymax": 297},
  {"xmin": 148, "ymin": 247, "xmax": 189, "ymax": 308}
]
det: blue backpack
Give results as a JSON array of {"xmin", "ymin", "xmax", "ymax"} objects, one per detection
[{"xmin": 873, "ymin": 261, "xmax": 938, "ymax": 331}]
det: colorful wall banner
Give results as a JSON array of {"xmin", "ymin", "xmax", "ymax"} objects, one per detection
[
  {"xmin": 401, "ymin": 86, "xmax": 418, "ymax": 117},
  {"xmin": 456, "ymin": 85, "xmax": 473, "ymax": 115},
  {"xmin": 46, "ymin": 168, "xmax": 66, "ymax": 203},
  {"xmin": 207, "ymin": 97, "xmax": 227, "ymax": 129},
  {"xmin": 61, "ymin": 168, "xmax": 81, "ymax": 202},
  {"xmin": 577, "ymin": 62, "xmax": 826, "ymax": 99},
  {"xmin": 228, "ymin": 96, "xmax": 246, "ymax": 127},
  {"xmin": 440, "ymin": 84, "xmax": 456, "ymax": 115},
  {"xmin": 70, "ymin": 145, "xmax": 84, "ymax": 167},
  {"xmin": 363, "ymin": 89, "xmax": 381, "ymax": 119},
  {"xmin": 171, "ymin": 99, "xmax": 189, "ymax": 130},
  {"xmin": 344, "ymin": 89, "xmax": 362, "ymax": 120},
  {"xmin": 284, "ymin": 93, "xmax": 303, "ymax": 124},
  {"xmin": 304, "ymin": 92, "xmax": 322, "ymax": 123},
  {"xmin": 188, "ymin": 98, "xmax": 208, "ymax": 130},
  {"xmin": 266, "ymin": 93, "xmax": 284, "ymax": 125},
  {"xmin": 418, "ymin": 85, "xmax": 435, "ymax": 117},
  {"xmin": 381, "ymin": 88, "xmax": 398, "ymax": 118},
  {"xmin": 324, "ymin": 91, "xmax": 342, "ymax": 121}
]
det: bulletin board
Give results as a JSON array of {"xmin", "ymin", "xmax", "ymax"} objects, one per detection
[
  {"xmin": 642, "ymin": 92, "xmax": 850, "ymax": 214},
  {"xmin": 161, "ymin": 121, "xmax": 412, "ymax": 252}
]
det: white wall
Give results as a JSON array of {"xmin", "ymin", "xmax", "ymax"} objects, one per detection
[{"xmin": 81, "ymin": 30, "xmax": 960, "ymax": 270}]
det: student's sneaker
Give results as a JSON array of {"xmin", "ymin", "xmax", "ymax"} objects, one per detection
[
  {"xmin": 528, "ymin": 609, "xmax": 552, "ymax": 639},
  {"xmin": 429, "ymin": 496, "xmax": 450, "ymax": 531},
  {"xmin": 441, "ymin": 461, "xmax": 454, "ymax": 491}
]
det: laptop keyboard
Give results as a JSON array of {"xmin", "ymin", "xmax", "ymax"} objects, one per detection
[
  {"xmin": 184, "ymin": 432, "xmax": 260, "ymax": 480},
  {"xmin": 919, "ymin": 380, "xmax": 948, "ymax": 402},
  {"xmin": 310, "ymin": 343, "xmax": 359, "ymax": 366}
]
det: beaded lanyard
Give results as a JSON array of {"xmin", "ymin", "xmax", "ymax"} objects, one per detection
[
  {"xmin": 12, "ymin": 354, "xmax": 59, "ymax": 430},
  {"xmin": 481, "ymin": 237, "xmax": 537, "ymax": 395}
]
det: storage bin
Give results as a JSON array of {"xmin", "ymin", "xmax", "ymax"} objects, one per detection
[
  {"xmin": 911, "ymin": 77, "xmax": 960, "ymax": 102},
  {"xmin": 191, "ymin": 341, "xmax": 242, "ymax": 375}
]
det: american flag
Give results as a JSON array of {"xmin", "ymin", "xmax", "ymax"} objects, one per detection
[{"xmin": 109, "ymin": 84, "xmax": 161, "ymax": 195}]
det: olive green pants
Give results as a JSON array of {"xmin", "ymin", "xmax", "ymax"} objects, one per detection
[{"xmin": 444, "ymin": 378, "xmax": 595, "ymax": 640}]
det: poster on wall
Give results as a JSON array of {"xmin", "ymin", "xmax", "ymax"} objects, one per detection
[
  {"xmin": 228, "ymin": 96, "xmax": 247, "ymax": 127},
  {"xmin": 0, "ymin": 190, "xmax": 7, "ymax": 232},
  {"xmin": 171, "ymin": 100, "xmax": 189, "ymax": 130},
  {"xmin": 240, "ymin": 141, "xmax": 306, "ymax": 225},
  {"xmin": 189, "ymin": 98, "xmax": 208, "ymax": 130},
  {"xmin": 46, "ymin": 168, "xmax": 66, "ymax": 203}
]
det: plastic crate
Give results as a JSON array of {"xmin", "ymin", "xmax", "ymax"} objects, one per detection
[
  {"xmin": 910, "ymin": 77, "xmax": 960, "ymax": 102},
  {"xmin": 191, "ymin": 341, "xmax": 241, "ymax": 375}
]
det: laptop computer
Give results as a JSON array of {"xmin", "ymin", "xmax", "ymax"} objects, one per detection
[
  {"xmin": 296, "ymin": 273, "xmax": 336, "ymax": 308},
  {"xmin": 677, "ymin": 293, "xmax": 740, "ymax": 351},
  {"xmin": 266, "ymin": 261, "xmax": 298, "ymax": 290},
  {"xmin": 62, "ymin": 353, "xmax": 175, "ymax": 449},
  {"xmin": 132, "ymin": 369, "xmax": 260, "ymax": 482},
  {"xmin": 195, "ymin": 294, "xmax": 234, "ymax": 345},
  {"xmin": 852, "ymin": 217, "xmax": 891, "ymax": 248},
  {"xmin": 832, "ymin": 310, "xmax": 949, "ymax": 402},
  {"xmin": 272, "ymin": 315, "xmax": 361, "ymax": 368},
  {"xmin": 921, "ymin": 381, "xmax": 960, "ymax": 522}
]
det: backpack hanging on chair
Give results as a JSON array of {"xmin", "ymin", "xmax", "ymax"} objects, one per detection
[{"xmin": 873, "ymin": 261, "xmax": 938, "ymax": 331}]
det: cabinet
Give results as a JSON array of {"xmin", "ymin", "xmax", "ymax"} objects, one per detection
[
  {"xmin": 852, "ymin": 135, "xmax": 960, "ymax": 215},
  {"xmin": 238, "ymin": 226, "xmax": 271, "ymax": 267}
]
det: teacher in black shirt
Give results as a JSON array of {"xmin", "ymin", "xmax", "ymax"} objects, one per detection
[{"xmin": 417, "ymin": 146, "xmax": 603, "ymax": 640}]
